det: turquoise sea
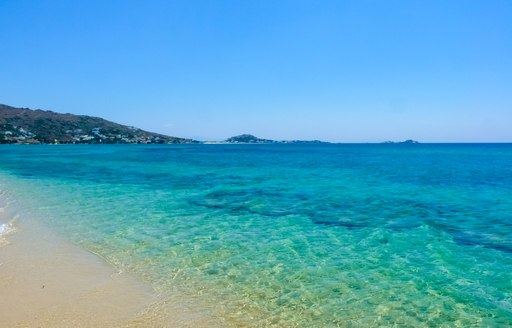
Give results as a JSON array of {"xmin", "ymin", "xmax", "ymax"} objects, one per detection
[{"xmin": 1, "ymin": 144, "xmax": 512, "ymax": 326}]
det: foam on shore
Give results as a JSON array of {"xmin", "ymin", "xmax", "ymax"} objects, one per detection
[
  {"xmin": 0, "ymin": 222, "xmax": 15, "ymax": 246},
  {"xmin": 0, "ymin": 221, "xmax": 15, "ymax": 236},
  {"xmin": 0, "ymin": 200, "xmax": 17, "ymax": 246}
]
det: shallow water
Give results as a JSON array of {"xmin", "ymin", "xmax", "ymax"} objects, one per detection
[{"xmin": 1, "ymin": 144, "xmax": 511, "ymax": 326}]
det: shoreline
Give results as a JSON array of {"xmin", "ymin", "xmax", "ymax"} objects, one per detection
[{"xmin": 0, "ymin": 188, "xmax": 226, "ymax": 328}]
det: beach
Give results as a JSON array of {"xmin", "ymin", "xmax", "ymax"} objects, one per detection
[
  {"xmin": 0, "ymin": 191, "xmax": 225, "ymax": 328},
  {"xmin": 1, "ymin": 144, "xmax": 512, "ymax": 327}
]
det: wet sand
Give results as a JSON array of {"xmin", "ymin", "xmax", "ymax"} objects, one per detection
[{"xmin": 0, "ymin": 210, "xmax": 225, "ymax": 327}]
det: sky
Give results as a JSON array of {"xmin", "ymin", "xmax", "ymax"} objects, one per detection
[{"xmin": 1, "ymin": 0, "xmax": 511, "ymax": 142}]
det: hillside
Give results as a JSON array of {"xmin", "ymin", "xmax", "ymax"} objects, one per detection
[{"xmin": 0, "ymin": 104, "xmax": 194, "ymax": 144}]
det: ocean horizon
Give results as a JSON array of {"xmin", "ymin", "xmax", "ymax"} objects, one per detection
[{"xmin": 1, "ymin": 143, "xmax": 512, "ymax": 326}]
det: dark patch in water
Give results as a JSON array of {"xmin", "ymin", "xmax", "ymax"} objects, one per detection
[
  {"xmin": 453, "ymin": 233, "xmax": 512, "ymax": 254},
  {"xmin": 313, "ymin": 219, "xmax": 367, "ymax": 229},
  {"xmin": 183, "ymin": 176, "xmax": 512, "ymax": 255}
]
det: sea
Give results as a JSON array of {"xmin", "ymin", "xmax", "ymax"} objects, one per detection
[{"xmin": 1, "ymin": 143, "xmax": 511, "ymax": 327}]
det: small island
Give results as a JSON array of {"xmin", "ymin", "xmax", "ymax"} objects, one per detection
[
  {"xmin": 382, "ymin": 139, "xmax": 420, "ymax": 144},
  {"xmin": 221, "ymin": 134, "xmax": 327, "ymax": 144}
]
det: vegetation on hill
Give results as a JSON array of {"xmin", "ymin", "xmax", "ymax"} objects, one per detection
[{"xmin": 0, "ymin": 104, "xmax": 194, "ymax": 144}]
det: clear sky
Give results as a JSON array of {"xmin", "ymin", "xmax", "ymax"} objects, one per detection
[{"xmin": 1, "ymin": 0, "xmax": 511, "ymax": 142}]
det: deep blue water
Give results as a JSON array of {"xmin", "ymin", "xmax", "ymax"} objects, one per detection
[{"xmin": 1, "ymin": 144, "xmax": 512, "ymax": 326}]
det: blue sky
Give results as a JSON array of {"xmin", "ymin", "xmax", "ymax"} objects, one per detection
[{"xmin": 1, "ymin": 0, "xmax": 511, "ymax": 142}]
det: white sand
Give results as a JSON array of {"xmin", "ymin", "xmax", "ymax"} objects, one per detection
[{"xmin": 0, "ymin": 208, "xmax": 226, "ymax": 327}]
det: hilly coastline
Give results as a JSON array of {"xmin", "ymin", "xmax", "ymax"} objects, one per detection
[
  {"xmin": 1, "ymin": 104, "xmax": 415, "ymax": 145},
  {"xmin": 0, "ymin": 104, "xmax": 194, "ymax": 144}
]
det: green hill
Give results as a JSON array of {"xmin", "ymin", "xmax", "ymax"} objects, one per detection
[{"xmin": 0, "ymin": 104, "xmax": 194, "ymax": 144}]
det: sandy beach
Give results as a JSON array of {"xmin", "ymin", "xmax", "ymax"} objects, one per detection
[{"xmin": 0, "ymin": 196, "xmax": 225, "ymax": 328}]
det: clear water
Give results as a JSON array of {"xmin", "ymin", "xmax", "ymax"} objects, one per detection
[{"xmin": 1, "ymin": 144, "xmax": 512, "ymax": 326}]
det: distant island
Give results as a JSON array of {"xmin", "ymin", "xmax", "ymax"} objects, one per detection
[
  {"xmin": 0, "ymin": 104, "xmax": 195, "ymax": 144},
  {"xmin": 218, "ymin": 134, "xmax": 327, "ymax": 144},
  {"xmin": 382, "ymin": 140, "xmax": 420, "ymax": 144}
]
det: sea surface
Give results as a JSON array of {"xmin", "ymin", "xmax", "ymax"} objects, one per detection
[{"xmin": 1, "ymin": 144, "xmax": 511, "ymax": 327}]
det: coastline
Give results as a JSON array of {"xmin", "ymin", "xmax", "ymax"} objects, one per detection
[{"xmin": 0, "ymin": 188, "xmax": 226, "ymax": 328}]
